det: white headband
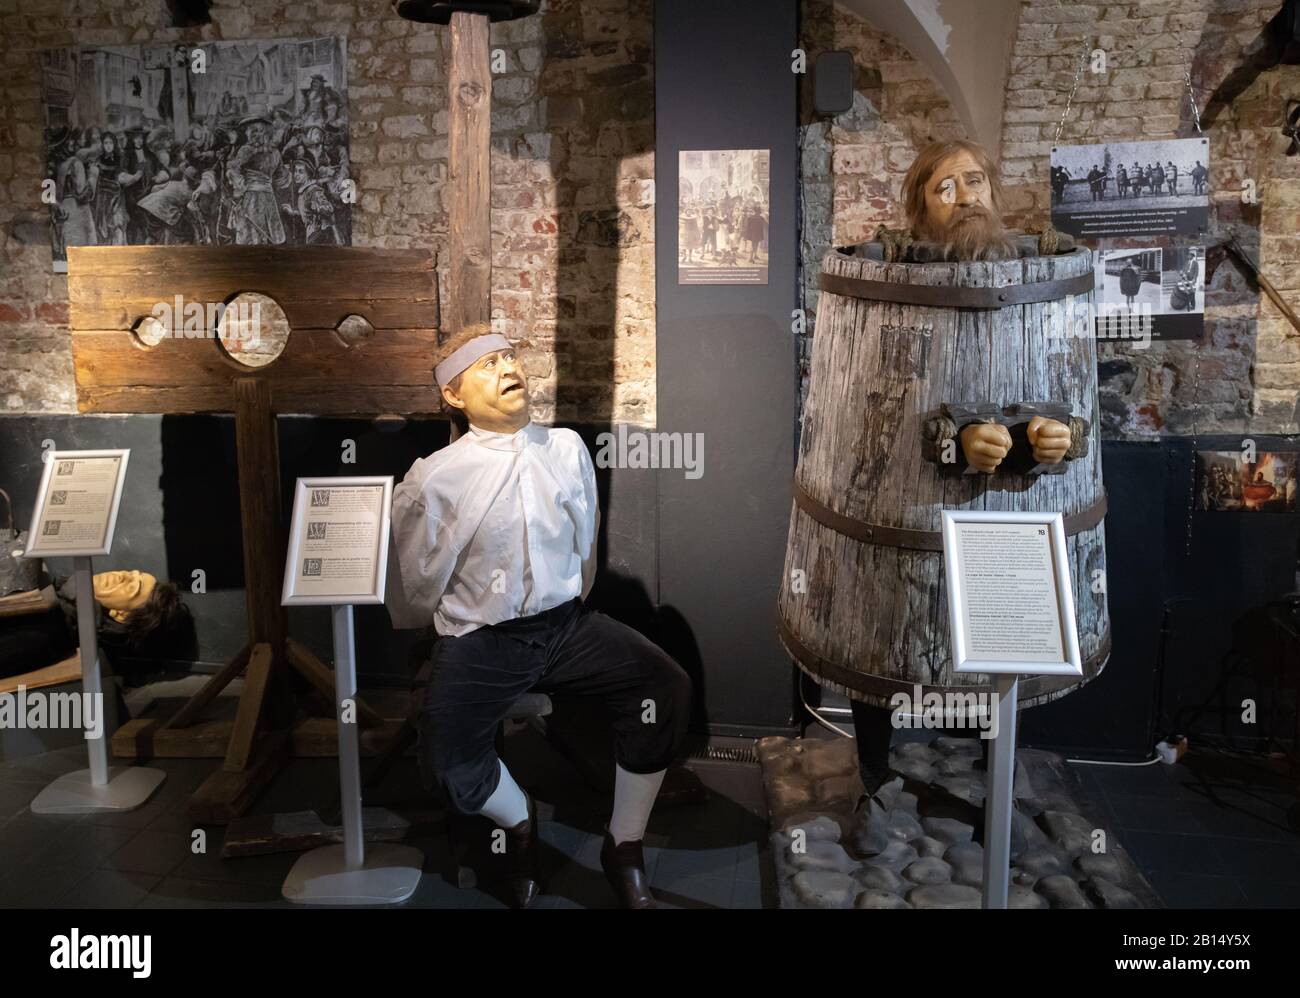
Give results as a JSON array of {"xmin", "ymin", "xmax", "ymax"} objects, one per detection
[{"xmin": 435, "ymin": 333, "xmax": 512, "ymax": 391}]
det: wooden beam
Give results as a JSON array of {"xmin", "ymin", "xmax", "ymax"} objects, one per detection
[
  {"xmin": 66, "ymin": 245, "xmax": 442, "ymax": 416},
  {"xmin": 234, "ymin": 392, "xmax": 287, "ymax": 656},
  {"xmin": 188, "ymin": 729, "xmax": 293, "ymax": 825},
  {"xmin": 0, "ymin": 650, "xmax": 80, "ymax": 695},
  {"xmin": 224, "ymin": 643, "xmax": 274, "ymax": 772},
  {"xmin": 446, "ymin": 10, "xmax": 492, "ymax": 334},
  {"xmin": 112, "ymin": 718, "xmax": 234, "ymax": 759},
  {"xmin": 68, "ymin": 245, "xmax": 438, "ymax": 330},
  {"xmin": 285, "ymin": 638, "xmax": 387, "ymax": 729},
  {"xmin": 292, "ymin": 716, "xmax": 406, "ymax": 756},
  {"xmin": 112, "ymin": 715, "xmax": 406, "ymax": 760},
  {"xmin": 162, "ymin": 644, "xmax": 251, "ymax": 730}
]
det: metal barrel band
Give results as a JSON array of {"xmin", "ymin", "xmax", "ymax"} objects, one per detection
[
  {"xmin": 793, "ymin": 481, "xmax": 1108, "ymax": 551},
  {"xmin": 778, "ymin": 609, "xmax": 1113, "ymax": 698},
  {"xmin": 818, "ymin": 269, "xmax": 1094, "ymax": 309}
]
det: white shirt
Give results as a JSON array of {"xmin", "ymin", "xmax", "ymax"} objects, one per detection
[{"xmin": 385, "ymin": 420, "xmax": 600, "ymax": 636}]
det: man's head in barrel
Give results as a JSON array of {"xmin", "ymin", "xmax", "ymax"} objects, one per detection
[
  {"xmin": 901, "ymin": 139, "xmax": 1016, "ymax": 261},
  {"xmin": 435, "ymin": 322, "xmax": 530, "ymax": 434}
]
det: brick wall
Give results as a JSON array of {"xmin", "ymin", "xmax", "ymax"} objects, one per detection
[
  {"xmin": 0, "ymin": 0, "xmax": 656, "ymax": 426},
  {"xmin": 800, "ymin": 0, "xmax": 1300, "ymax": 440}
]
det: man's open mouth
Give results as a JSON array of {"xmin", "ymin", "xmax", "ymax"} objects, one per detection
[{"xmin": 502, "ymin": 383, "xmax": 523, "ymax": 395}]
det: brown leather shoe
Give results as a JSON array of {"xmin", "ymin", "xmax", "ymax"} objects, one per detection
[
  {"xmin": 504, "ymin": 794, "xmax": 541, "ymax": 908},
  {"xmin": 600, "ymin": 830, "xmax": 655, "ymax": 909}
]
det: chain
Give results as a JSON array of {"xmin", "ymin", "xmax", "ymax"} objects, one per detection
[
  {"xmin": 1184, "ymin": 51, "xmax": 1203, "ymax": 134},
  {"xmin": 1182, "ymin": 340, "xmax": 1204, "ymax": 557},
  {"xmin": 1181, "ymin": 45, "xmax": 1203, "ymax": 555},
  {"xmin": 1053, "ymin": 40, "xmax": 1091, "ymax": 145}
]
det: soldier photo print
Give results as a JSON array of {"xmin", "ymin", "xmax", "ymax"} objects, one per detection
[
  {"xmin": 1197, "ymin": 450, "xmax": 1298, "ymax": 513},
  {"xmin": 41, "ymin": 37, "xmax": 351, "ymax": 271},
  {"xmin": 1050, "ymin": 137, "xmax": 1209, "ymax": 239},
  {"xmin": 678, "ymin": 149, "xmax": 770, "ymax": 285},
  {"xmin": 1093, "ymin": 245, "xmax": 1204, "ymax": 341}
]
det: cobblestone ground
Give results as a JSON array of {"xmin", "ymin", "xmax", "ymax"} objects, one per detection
[{"xmin": 758, "ymin": 734, "xmax": 1162, "ymax": 910}]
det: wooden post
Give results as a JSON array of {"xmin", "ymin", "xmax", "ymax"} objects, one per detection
[
  {"xmin": 233, "ymin": 378, "xmax": 292, "ymax": 733},
  {"xmin": 234, "ymin": 379, "xmax": 287, "ymax": 651},
  {"xmin": 445, "ymin": 10, "xmax": 492, "ymax": 336}
]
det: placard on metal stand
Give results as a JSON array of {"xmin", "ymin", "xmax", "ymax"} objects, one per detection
[
  {"xmin": 941, "ymin": 509, "xmax": 1083, "ymax": 909},
  {"xmin": 279, "ymin": 475, "xmax": 422, "ymax": 905},
  {"xmin": 22, "ymin": 449, "xmax": 167, "ymax": 814}
]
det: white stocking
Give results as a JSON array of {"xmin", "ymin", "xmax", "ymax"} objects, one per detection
[
  {"xmin": 608, "ymin": 764, "xmax": 666, "ymax": 845},
  {"xmin": 478, "ymin": 759, "xmax": 528, "ymax": 828}
]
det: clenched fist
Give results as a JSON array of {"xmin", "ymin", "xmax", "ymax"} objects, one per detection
[
  {"xmin": 1027, "ymin": 416, "xmax": 1070, "ymax": 465},
  {"xmin": 959, "ymin": 422, "xmax": 1012, "ymax": 474}
]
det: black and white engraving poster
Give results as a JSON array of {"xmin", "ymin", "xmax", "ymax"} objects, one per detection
[
  {"xmin": 678, "ymin": 149, "xmax": 769, "ymax": 285},
  {"xmin": 1050, "ymin": 137, "xmax": 1209, "ymax": 239},
  {"xmin": 41, "ymin": 37, "xmax": 351, "ymax": 271}
]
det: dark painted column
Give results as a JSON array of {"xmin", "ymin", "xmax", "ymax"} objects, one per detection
[{"xmin": 654, "ymin": 0, "xmax": 798, "ymax": 735}]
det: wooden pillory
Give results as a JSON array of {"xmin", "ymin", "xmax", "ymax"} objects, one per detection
[
  {"xmin": 70, "ymin": 244, "xmax": 441, "ymax": 823},
  {"xmin": 65, "ymin": 2, "xmax": 536, "ymax": 826}
]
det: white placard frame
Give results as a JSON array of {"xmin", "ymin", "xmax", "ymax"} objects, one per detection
[
  {"xmin": 24, "ymin": 449, "xmax": 130, "ymax": 559},
  {"xmin": 941, "ymin": 509, "xmax": 1083, "ymax": 678},
  {"xmin": 278, "ymin": 473, "xmax": 420, "ymax": 904},
  {"xmin": 281, "ymin": 476, "xmax": 393, "ymax": 607}
]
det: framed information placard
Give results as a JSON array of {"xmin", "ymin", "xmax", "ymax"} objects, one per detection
[
  {"xmin": 941, "ymin": 510, "xmax": 1082, "ymax": 677},
  {"xmin": 282, "ymin": 476, "xmax": 393, "ymax": 607},
  {"xmin": 24, "ymin": 449, "xmax": 130, "ymax": 558}
]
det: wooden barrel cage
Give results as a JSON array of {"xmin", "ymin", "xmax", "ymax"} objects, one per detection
[{"xmin": 778, "ymin": 243, "xmax": 1111, "ymax": 711}]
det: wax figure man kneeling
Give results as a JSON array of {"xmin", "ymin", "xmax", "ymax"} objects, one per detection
[
  {"xmin": 853, "ymin": 139, "xmax": 1074, "ymax": 818},
  {"xmin": 385, "ymin": 324, "xmax": 693, "ymax": 909}
]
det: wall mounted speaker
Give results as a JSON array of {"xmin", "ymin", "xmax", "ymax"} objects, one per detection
[{"xmin": 814, "ymin": 50, "xmax": 855, "ymax": 116}]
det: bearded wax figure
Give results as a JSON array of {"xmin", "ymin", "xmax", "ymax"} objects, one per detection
[
  {"xmin": 385, "ymin": 325, "xmax": 693, "ymax": 909},
  {"xmin": 850, "ymin": 138, "xmax": 1076, "ymax": 806}
]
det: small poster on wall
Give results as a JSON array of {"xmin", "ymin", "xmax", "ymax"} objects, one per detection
[
  {"xmin": 1093, "ymin": 245, "xmax": 1204, "ymax": 343},
  {"xmin": 1197, "ymin": 450, "xmax": 1298, "ymax": 513},
  {"xmin": 1050, "ymin": 137, "xmax": 1209, "ymax": 239},
  {"xmin": 41, "ymin": 36, "xmax": 351, "ymax": 272},
  {"xmin": 678, "ymin": 148, "xmax": 769, "ymax": 285}
]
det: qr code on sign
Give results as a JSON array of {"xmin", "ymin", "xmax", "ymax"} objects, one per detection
[
  {"xmin": 50, "ymin": 491, "xmax": 67, "ymax": 505},
  {"xmin": 310, "ymin": 490, "xmax": 331, "ymax": 507},
  {"xmin": 303, "ymin": 558, "xmax": 322, "ymax": 577},
  {"xmin": 43, "ymin": 520, "xmax": 61, "ymax": 536}
]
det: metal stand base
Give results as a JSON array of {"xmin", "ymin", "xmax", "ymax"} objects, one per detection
[
  {"xmin": 282, "ymin": 843, "xmax": 424, "ymax": 905},
  {"xmin": 29, "ymin": 766, "xmax": 167, "ymax": 815}
]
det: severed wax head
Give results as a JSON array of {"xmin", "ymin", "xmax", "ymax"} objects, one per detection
[
  {"xmin": 901, "ymin": 140, "xmax": 1016, "ymax": 261},
  {"xmin": 435, "ymin": 324, "xmax": 530, "ymax": 432}
]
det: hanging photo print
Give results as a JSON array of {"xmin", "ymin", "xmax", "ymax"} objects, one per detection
[
  {"xmin": 1050, "ymin": 136, "xmax": 1209, "ymax": 239},
  {"xmin": 41, "ymin": 37, "xmax": 351, "ymax": 272},
  {"xmin": 678, "ymin": 149, "xmax": 770, "ymax": 285},
  {"xmin": 1197, "ymin": 450, "xmax": 1298, "ymax": 513},
  {"xmin": 1093, "ymin": 245, "xmax": 1204, "ymax": 342}
]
